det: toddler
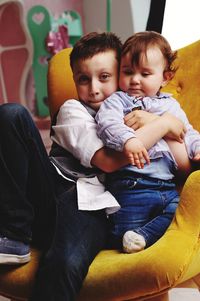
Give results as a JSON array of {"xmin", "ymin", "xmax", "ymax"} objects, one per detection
[{"xmin": 95, "ymin": 31, "xmax": 200, "ymax": 253}]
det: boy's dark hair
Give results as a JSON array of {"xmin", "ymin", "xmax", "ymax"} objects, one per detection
[
  {"xmin": 122, "ymin": 31, "xmax": 177, "ymax": 74},
  {"xmin": 70, "ymin": 31, "xmax": 122, "ymax": 70}
]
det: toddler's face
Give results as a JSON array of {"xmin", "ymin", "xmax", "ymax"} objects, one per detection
[
  {"xmin": 73, "ymin": 50, "xmax": 119, "ymax": 111},
  {"xmin": 119, "ymin": 46, "xmax": 169, "ymax": 97}
]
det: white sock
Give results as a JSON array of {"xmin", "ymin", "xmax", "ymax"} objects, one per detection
[{"xmin": 123, "ymin": 231, "xmax": 146, "ymax": 254}]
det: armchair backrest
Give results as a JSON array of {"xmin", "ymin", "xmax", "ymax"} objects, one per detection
[
  {"xmin": 163, "ymin": 39, "xmax": 200, "ymax": 132},
  {"xmin": 48, "ymin": 40, "xmax": 200, "ymax": 132},
  {"xmin": 47, "ymin": 47, "xmax": 77, "ymax": 119}
]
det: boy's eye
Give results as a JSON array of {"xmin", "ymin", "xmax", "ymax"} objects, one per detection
[
  {"xmin": 100, "ymin": 73, "xmax": 111, "ymax": 81},
  {"xmin": 77, "ymin": 75, "xmax": 90, "ymax": 84}
]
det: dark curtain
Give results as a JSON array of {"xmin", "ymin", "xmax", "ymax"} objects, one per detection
[{"xmin": 146, "ymin": 0, "xmax": 166, "ymax": 33}]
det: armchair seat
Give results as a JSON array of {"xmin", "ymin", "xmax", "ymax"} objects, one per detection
[{"xmin": 1, "ymin": 40, "xmax": 200, "ymax": 301}]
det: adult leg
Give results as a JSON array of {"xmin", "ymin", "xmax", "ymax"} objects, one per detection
[
  {"xmin": 0, "ymin": 103, "xmax": 57, "ymax": 261},
  {"xmin": 29, "ymin": 180, "xmax": 108, "ymax": 301}
]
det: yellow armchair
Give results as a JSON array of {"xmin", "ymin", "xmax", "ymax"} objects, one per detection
[{"xmin": 1, "ymin": 40, "xmax": 200, "ymax": 301}]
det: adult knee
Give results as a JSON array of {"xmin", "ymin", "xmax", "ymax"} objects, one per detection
[{"xmin": 0, "ymin": 103, "xmax": 28, "ymax": 126}]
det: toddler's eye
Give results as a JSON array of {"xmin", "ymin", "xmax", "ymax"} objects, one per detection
[
  {"xmin": 123, "ymin": 69, "xmax": 133, "ymax": 75},
  {"xmin": 142, "ymin": 72, "xmax": 151, "ymax": 77}
]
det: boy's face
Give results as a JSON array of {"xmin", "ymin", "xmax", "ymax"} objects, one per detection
[
  {"xmin": 72, "ymin": 50, "xmax": 118, "ymax": 111},
  {"xmin": 119, "ymin": 46, "xmax": 169, "ymax": 97}
]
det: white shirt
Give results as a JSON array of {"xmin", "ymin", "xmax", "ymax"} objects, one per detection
[{"xmin": 51, "ymin": 99, "xmax": 120, "ymax": 214}]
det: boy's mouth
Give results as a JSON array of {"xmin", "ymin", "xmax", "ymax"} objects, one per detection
[{"xmin": 89, "ymin": 99, "xmax": 103, "ymax": 104}]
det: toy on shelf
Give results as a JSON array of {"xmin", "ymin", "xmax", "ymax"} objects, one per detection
[
  {"xmin": 0, "ymin": 0, "xmax": 33, "ymax": 106},
  {"xmin": 50, "ymin": 10, "xmax": 83, "ymax": 47},
  {"xmin": 27, "ymin": 5, "xmax": 82, "ymax": 117},
  {"xmin": 46, "ymin": 24, "xmax": 70, "ymax": 55}
]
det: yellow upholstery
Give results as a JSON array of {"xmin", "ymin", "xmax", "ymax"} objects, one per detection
[
  {"xmin": 163, "ymin": 40, "xmax": 200, "ymax": 133},
  {"xmin": 1, "ymin": 40, "xmax": 200, "ymax": 301}
]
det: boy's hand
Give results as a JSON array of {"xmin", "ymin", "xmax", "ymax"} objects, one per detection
[{"xmin": 124, "ymin": 138, "xmax": 150, "ymax": 169}]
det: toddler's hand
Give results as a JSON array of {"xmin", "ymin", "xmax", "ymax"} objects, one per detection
[
  {"xmin": 124, "ymin": 138, "xmax": 150, "ymax": 169},
  {"xmin": 192, "ymin": 152, "xmax": 200, "ymax": 162}
]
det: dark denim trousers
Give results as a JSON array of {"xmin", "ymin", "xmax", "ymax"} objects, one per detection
[
  {"xmin": 106, "ymin": 172, "xmax": 179, "ymax": 249},
  {"xmin": 0, "ymin": 103, "xmax": 108, "ymax": 301}
]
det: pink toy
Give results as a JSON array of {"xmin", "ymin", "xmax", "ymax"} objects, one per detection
[{"xmin": 46, "ymin": 24, "xmax": 70, "ymax": 55}]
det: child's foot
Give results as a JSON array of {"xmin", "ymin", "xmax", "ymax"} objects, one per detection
[
  {"xmin": 0, "ymin": 236, "xmax": 30, "ymax": 264},
  {"xmin": 123, "ymin": 231, "xmax": 146, "ymax": 253}
]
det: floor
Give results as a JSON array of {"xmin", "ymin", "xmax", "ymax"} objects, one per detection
[
  {"xmin": 169, "ymin": 288, "xmax": 200, "ymax": 300},
  {"xmin": 0, "ymin": 288, "xmax": 200, "ymax": 301},
  {"xmin": 1, "ymin": 127, "xmax": 200, "ymax": 301}
]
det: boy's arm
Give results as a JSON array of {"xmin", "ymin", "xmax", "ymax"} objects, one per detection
[{"xmin": 51, "ymin": 99, "xmax": 104, "ymax": 168}]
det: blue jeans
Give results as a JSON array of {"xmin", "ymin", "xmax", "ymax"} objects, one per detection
[
  {"xmin": 106, "ymin": 171, "xmax": 179, "ymax": 249},
  {"xmin": 0, "ymin": 103, "xmax": 108, "ymax": 301}
]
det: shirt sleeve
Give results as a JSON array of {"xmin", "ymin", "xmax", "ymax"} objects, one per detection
[
  {"xmin": 51, "ymin": 99, "xmax": 104, "ymax": 168},
  {"xmin": 95, "ymin": 93, "xmax": 136, "ymax": 152}
]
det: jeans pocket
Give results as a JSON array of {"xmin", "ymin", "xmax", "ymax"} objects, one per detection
[{"xmin": 108, "ymin": 178, "xmax": 138, "ymax": 192}]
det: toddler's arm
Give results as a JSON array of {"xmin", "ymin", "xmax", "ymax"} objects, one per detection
[{"xmin": 125, "ymin": 110, "xmax": 192, "ymax": 175}]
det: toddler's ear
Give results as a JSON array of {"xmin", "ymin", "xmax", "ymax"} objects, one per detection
[{"xmin": 161, "ymin": 71, "xmax": 174, "ymax": 87}]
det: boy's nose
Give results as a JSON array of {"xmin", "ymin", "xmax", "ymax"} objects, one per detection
[{"xmin": 89, "ymin": 80, "xmax": 100, "ymax": 96}]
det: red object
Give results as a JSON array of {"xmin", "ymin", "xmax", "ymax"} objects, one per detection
[{"xmin": 0, "ymin": 1, "xmax": 32, "ymax": 105}]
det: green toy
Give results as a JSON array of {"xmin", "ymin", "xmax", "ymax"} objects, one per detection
[{"xmin": 27, "ymin": 5, "xmax": 51, "ymax": 117}]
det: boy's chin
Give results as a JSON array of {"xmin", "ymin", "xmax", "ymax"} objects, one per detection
[{"xmin": 89, "ymin": 101, "xmax": 103, "ymax": 111}]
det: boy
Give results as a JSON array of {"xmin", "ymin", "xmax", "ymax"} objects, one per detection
[{"xmin": 95, "ymin": 31, "xmax": 200, "ymax": 254}]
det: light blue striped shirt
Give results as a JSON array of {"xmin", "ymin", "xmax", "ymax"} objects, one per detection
[{"xmin": 95, "ymin": 91, "xmax": 200, "ymax": 180}]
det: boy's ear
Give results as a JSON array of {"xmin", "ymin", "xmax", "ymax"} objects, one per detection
[{"xmin": 161, "ymin": 71, "xmax": 174, "ymax": 87}]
